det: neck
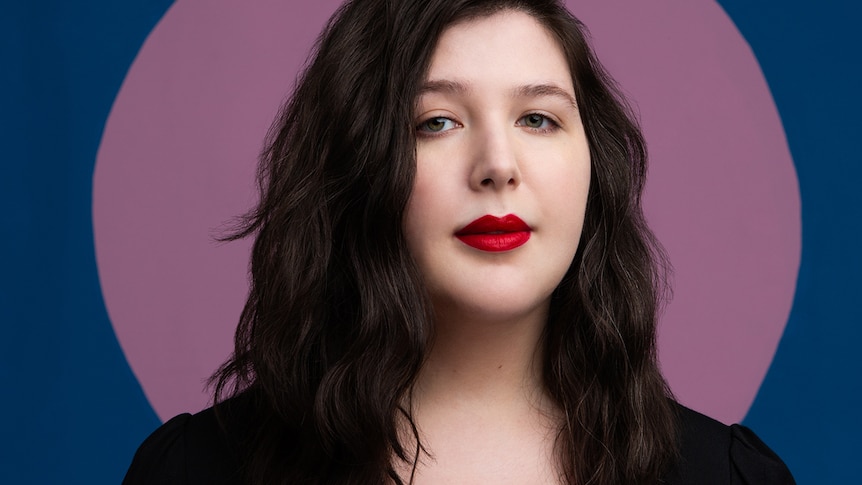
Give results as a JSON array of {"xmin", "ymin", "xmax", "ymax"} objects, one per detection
[
  {"xmin": 414, "ymin": 303, "xmax": 550, "ymax": 409},
  {"xmin": 395, "ymin": 303, "xmax": 563, "ymax": 483}
]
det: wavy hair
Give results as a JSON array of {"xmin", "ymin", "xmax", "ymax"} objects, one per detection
[{"xmin": 212, "ymin": 0, "xmax": 677, "ymax": 483}]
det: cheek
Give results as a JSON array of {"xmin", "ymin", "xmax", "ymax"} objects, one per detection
[
  {"xmin": 569, "ymin": 162, "xmax": 591, "ymax": 222},
  {"xmin": 403, "ymin": 164, "xmax": 447, "ymax": 260},
  {"xmin": 404, "ymin": 147, "xmax": 462, "ymax": 240},
  {"xmin": 538, "ymin": 154, "xmax": 591, "ymax": 260},
  {"xmin": 403, "ymin": 195, "xmax": 425, "ymax": 257},
  {"xmin": 537, "ymin": 149, "xmax": 591, "ymax": 219},
  {"xmin": 569, "ymin": 164, "xmax": 591, "ymax": 236},
  {"xmin": 402, "ymin": 193, "xmax": 424, "ymax": 263}
]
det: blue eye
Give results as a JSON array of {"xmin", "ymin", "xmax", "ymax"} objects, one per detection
[
  {"xmin": 519, "ymin": 113, "xmax": 557, "ymax": 131},
  {"xmin": 417, "ymin": 117, "xmax": 457, "ymax": 133}
]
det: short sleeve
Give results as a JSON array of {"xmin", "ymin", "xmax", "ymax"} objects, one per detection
[
  {"xmin": 729, "ymin": 424, "xmax": 796, "ymax": 485},
  {"xmin": 122, "ymin": 414, "xmax": 193, "ymax": 485},
  {"xmin": 122, "ymin": 405, "xmax": 245, "ymax": 485},
  {"xmin": 666, "ymin": 403, "xmax": 797, "ymax": 484}
]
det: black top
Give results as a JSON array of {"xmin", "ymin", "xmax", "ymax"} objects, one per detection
[{"xmin": 123, "ymin": 393, "xmax": 795, "ymax": 484}]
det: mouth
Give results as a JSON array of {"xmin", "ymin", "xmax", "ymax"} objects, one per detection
[{"xmin": 455, "ymin": 214, "xmax": 531, "ymax": 252}]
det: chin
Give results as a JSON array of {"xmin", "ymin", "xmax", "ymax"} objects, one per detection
[{"xmin": 432, "ymin": 287, "xmax": 553, "ymax": 326}]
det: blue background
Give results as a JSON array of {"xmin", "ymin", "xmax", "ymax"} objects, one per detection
[{"xmin": 1, "ymin": 1, "xmax": 859, "ymax": 483}]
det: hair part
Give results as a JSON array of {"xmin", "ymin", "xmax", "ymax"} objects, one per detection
[{"xmin": 212, "ymin": 0, "xmax": 678, "ymax": 483}]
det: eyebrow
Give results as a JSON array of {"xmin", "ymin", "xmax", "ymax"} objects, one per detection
[
  {"xmin": 514, "ymin": 83, "xmax": 578, "ymax": 109},
  {"xmin": 419, "ymin": 79, "xmax": 578, "ymax": 109},
  {"xmin": 419, "ymin": 79, "xmax": 469, "ymax": 96}
]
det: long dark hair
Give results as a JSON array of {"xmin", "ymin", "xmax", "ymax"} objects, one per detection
[{"xmin": 212, "ymin": 0, "xmax": 677, "ymax": 483}]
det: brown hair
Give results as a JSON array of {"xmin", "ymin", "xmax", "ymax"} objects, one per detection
[{"xmin": 213, "ymin": 0, "xmax": 677, "ymax": 483}]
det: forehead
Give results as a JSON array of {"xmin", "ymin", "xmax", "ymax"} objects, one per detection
[{"xmin": 425, "ymin": 10, "xmax": 573, "ymax": 92}]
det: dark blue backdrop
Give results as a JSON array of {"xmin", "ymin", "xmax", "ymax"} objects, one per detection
[{"xmin": 2, "ymin": 1, "xmax": 859, "ymax": 483}]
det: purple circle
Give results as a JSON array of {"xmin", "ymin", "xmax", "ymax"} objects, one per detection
[{"xmin": 94, "ymin": 0, "xmax": 800, "ymax": 423}]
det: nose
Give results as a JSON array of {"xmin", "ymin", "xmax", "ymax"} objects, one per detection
[{"xmin": 469, "ymin": 126, "xmax": 522, "ymax": 191}]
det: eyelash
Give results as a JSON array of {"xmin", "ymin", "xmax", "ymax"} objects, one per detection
[
  {"xmin": 415, "ymin": 113, "xmax": 560, "ymax": 138},
  {"xmin": 517, "ymin": 113, "xmax": 560, "ymax": 133},
  {"xmin": 416, "ymin": 117, "xmax": 460, "ymax": 137}
]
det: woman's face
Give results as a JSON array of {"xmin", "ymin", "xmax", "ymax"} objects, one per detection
[{"xmin": 404, "ymin": 10, "xmax": 591, "ymax": 325}]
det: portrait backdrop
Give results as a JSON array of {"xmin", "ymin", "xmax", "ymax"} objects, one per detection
[{"xmin": 1, "ymin": 1, "xmax": 859, "ymax": 484}]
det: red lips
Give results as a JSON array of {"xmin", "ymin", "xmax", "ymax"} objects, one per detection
[{"xmin": 455, "ymin": 214, "xmax": 531, "ymax": 252}]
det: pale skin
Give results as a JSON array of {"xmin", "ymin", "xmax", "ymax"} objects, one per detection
[{"xmin": 399, "ymin": 10, "xmax": 591, "ymax": 484}]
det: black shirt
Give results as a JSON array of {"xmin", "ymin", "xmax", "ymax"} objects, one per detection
[{"xmin": 123, "ymin": 393, "xmax": 795, "ymax": 484}]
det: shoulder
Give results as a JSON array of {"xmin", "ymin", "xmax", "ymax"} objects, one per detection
[
  {"xmin": 663, "ymin": 403, "xmax": 796, "ymax": 485},
  {"xmin": 122, "ymin": 392, "xmax": 257, "ymax": 485}
]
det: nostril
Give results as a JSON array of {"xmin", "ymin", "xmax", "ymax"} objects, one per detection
[{"xmin": 481, "ymin": 178, "xmax": 493, "ymax": 186}]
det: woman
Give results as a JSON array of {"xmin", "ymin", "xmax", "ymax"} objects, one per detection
[{"xmin": 124, "ymin": 0, "xmax": 795, "ymax": 483}]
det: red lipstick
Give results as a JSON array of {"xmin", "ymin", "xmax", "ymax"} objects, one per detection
[{"xmin": 455, "ymin": 214, "xmax": 531, "ymax": 252}]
